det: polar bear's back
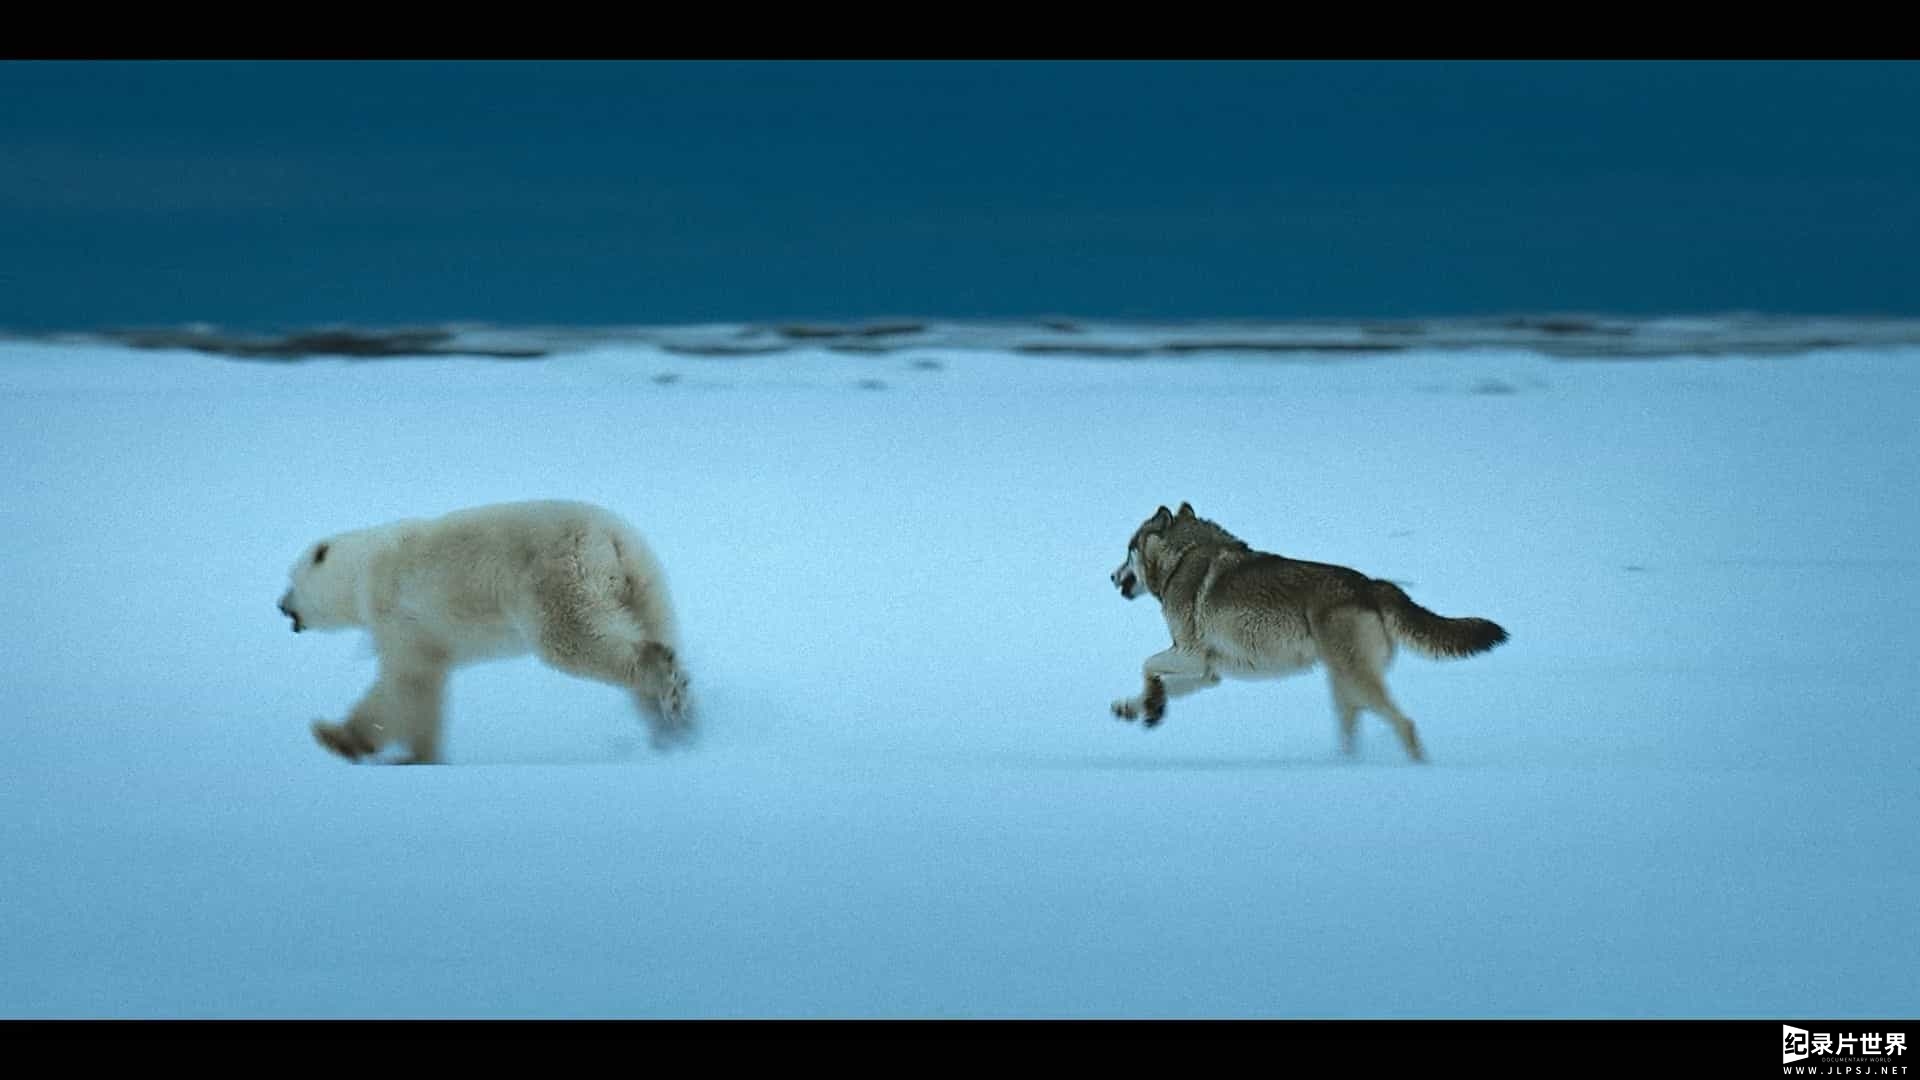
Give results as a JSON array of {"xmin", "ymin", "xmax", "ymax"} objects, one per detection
[
  {"xmin": 430, "ymin": 500, "xmax": 655, "ymax": 560},
  {"xmin": 390, "ymin": 500, "xmax": 677, "ymax": 652},
  {"xmin": 434, "ymin": 498, "xmax": 621, "ymax": 532}
]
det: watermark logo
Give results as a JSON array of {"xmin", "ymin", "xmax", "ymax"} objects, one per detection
[
  {"xmin": 1787, "ymin": 1026, "xmax": 1812, "ymax": 1065},
  {"xmin": 1782, "ymin": 1023, "xmax": 1909, "ymax": 1074}
]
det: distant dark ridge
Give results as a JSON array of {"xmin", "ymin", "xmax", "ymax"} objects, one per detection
[
  {"xmin": 659, "ymin": 343, "xmax": 790, "ymax": 357},
  {"xmin": 1498, "ymin": 316, "xmax": 1634, "ymax": 337},
  {"xmin": 102, "ymin": 326, "xmax": 550, "ymax": 361},
  {"xmin": 29, "ymin": 314, "xmax": 1920, "ymax": 362},
  {"xmin": 1009, "ymin": 341, "xmax": 1404, "ymax": 357},
  {"xmin": 1158, "ymin": 341, "xmax": 1404, "ymax": 354},
  {"xmin": 1012, "ymin": 343, "xmax": 1155, "ymax": 357},
  {"xmin": 776, "ymin": 321, "xmax": 927, "ymax": 341}
]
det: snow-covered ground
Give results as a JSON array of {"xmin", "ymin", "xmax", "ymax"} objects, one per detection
[{"xmin": 2, "ymin": 337, "xmax": 1915, "ymax": 1018}]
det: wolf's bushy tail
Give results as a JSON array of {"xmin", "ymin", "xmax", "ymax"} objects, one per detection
[{"xmin": 1371, "ymin": 580, "xmax": 1508, "ymax": 659}]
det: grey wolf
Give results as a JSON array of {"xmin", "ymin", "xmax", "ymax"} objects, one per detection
[{"xmin": 1109, "ymin": 503, "xmax": 1506, "ymax": 761}]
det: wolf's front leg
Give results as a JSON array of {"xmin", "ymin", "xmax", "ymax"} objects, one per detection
[{"xmin": 1111, "ymin": 648, "xmax": 1219, "ymax": 728}]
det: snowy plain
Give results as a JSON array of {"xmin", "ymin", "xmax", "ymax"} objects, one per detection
[{"xmin": 1, "ymin": 335, "xmax": 1915, "ymax": 1018}]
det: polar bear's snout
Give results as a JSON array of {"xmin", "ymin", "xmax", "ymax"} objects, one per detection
[{"xmin": 277, "ymin": 591, "xmax": 304, "ymax": 633}]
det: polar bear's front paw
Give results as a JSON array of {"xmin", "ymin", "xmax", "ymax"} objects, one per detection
[{"xmin": 312, "ymin": 719, "xmax": 371, "ymax": 762}]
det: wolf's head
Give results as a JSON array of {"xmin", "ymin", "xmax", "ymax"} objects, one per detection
[{"xmin": 1111, "ymin": 502, "xmax": 1242, "ymax": 600}]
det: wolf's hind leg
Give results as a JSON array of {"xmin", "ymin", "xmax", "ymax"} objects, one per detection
[
  {"xmin": 1333, "ymin": 689, "xmax": 1362, "ymax": 758},
  {"xmin": 1316, "ymin": 608, "xmax": 1425, "ymax": 763},
  {"xmin": 1112, "ymin": 648, "xmax": 1218, "ymax": 728},
  {"xmin": 1325, "ymin": 656, "xmax": 1365, "ymax": 757}
]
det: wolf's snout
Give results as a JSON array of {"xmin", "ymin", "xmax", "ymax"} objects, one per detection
[{"xmin": 1112, "ymin": 568, "xmax": 1139, "ymax": 599}]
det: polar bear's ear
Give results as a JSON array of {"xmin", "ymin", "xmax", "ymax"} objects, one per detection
[{"xmin": 313, "ymin": 543, "xmax": 329, "ymax": 566}]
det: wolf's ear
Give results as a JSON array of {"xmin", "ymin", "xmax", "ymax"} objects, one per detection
[
  {"xmin": 1151, "ymin": 505, "xmax": 1173, "ymax": 526},
  {"xmin": 1177, "ymin": 502, "xmax": 1195, "ymax": 519}
]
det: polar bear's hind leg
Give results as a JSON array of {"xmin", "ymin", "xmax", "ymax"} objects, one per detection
[{"xmin": 531, "ymin": 609, "xmax": 693, "ymax": 749}]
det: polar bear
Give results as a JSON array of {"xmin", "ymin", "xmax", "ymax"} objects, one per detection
[{"xmin": 277, "ymin": 500, "xmax": 691, "ymax": 763}]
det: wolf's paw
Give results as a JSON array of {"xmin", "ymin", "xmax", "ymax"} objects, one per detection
[
  {"xmin": 1111, "ymin": 698, "xmax": 1140, "ymax": 721},
  {"xmin": 1140, "ymin": 676, "xmax": 1166, "ymax": 728}
]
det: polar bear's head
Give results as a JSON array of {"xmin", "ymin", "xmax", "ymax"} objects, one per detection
[{"xmin": 278, "ymin": 530, "xmax": 374, "ymax": 633}]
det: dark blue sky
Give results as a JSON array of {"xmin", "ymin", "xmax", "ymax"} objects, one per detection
[{"xmin": 3, "ymin": 60, "xmax": 1917, "ymax": 330}]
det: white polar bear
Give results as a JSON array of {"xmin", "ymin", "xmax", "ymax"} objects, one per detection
[{"xmin": 278, "ymin": 500, "xmax": 691, "ymax": 763}]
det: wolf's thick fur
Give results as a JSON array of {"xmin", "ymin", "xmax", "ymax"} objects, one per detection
[
  {"xmin": 1109, "ymin": 503, "xmax": 1506, "ymax": 761},
  {"xmin": 278, "ymin": 500, "xmax": 690, "ymax": 763}
]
